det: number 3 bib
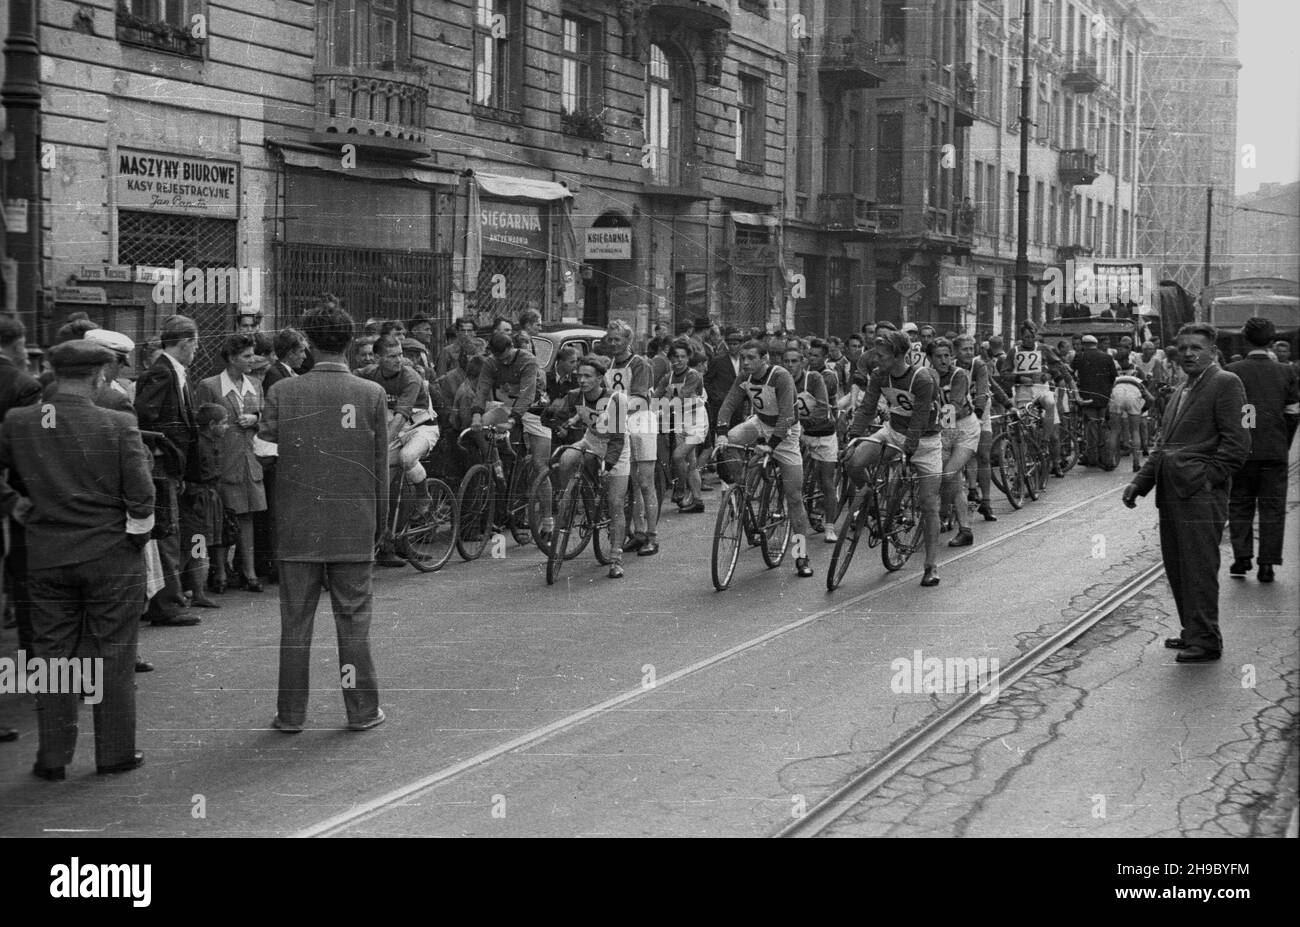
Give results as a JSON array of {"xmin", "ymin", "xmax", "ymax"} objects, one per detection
[{"xmin": 745, "ymin": 371, "xmax": 778, "ymax": 414}]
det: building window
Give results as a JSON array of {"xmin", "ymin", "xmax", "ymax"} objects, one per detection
[
  {"xmin": 316, "ymin": 0, "xmax": 409, "ymax": 71},
  {"xmin": 1005, "ymin": 169, "xmax": 1016, "ymax": 240},
  {"xmin": 1050, "ymin": 89, "xmax": 1061, "ymax": 146},
  {"xmin": 1048, "ymin": 184, "xmax": 1058, "ymax": 245},
  {"xmin": 876, "ymin": 113, "xmax": 903, "ymax": 204},
  {"xmin": 736, "ymin": 73, "xmax": 765, "ymax": 171},
  {"xmin": 118, "ymin": 0, "xmax": 207, "ymax": 58},
  {"xmin": 1034, "ymin": 180, "xmax": 1044, "ymax": 243},
  {"xmin": 644, "ymin": 44, "xmax": 695, "ymax": 187},
  {"xmin": 882, "ymin": 0, "xmax": 906, "ymax": 54},
  {"xmin": 1036, "ymin": 81, "xmax": 1050, "ymax": 142},
  {"xmin": 1124, "ymin": 50, "xmax": 1135, "ymax": 100},
  {"xmin": 1097, "ymin": 116, "xmax": 1107, "ymax": 168},
  {"xmin": 973, "ymin": 160, "xmax": 985, "ymax": 235},
  {"xmin": 1038, "ymin": 0, "xmax": 1054, "ymax": 42},
  {"xmin": 560, "ymin": 15, "xmax": 599, "ymax": 116},
  {"xmin": 795, "ymin": 92, "xmax": 811, "ymax": 195},
  {"xmin": 850, "ymin": 109, "xmax": 866, "ymax": 196},
  {"xmin": 1007, "ymin": 64, "xmax": 1019, "ymax": 129},
  {"xmin": 474, "ymin": 0, "xmax": 522, "ymax": 113},
  {"xmin": 985, "ymin": 163, "xmax": 997, "ymax": 234},
  {"xmin": 1121, "ymin": 208, "xmax": 1130, "ymax": 255},
  {"xmin": 1105, "ymin": 203, "xmax": 1114, "ymax": 257},
  {"xmin": 1109, "ymin": 122, "xmax": 1119, "ymax": 175},
  {"xmin": 1121, "ymin": 128, "xmax": 1132, "ymax": 181}
]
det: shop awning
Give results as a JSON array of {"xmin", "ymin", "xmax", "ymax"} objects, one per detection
[
  {"xmin": 730, "ymin": 211, "xmax": 779, "ymax": 228},
  {"xmin": 275, "ymin": 144, "xmax": 459, "ymax": 187},
  {"xmin": 471, "ymin": 171, "xmax": 574, "ymax": 202}
]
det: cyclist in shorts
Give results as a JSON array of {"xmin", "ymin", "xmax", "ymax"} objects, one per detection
[
  {"xmin": 931, "ymin": 337, "xmax": 980, "ymax": 548},
  {"xmin": 552, "ymin": 354, "xmax": 631, "ymax": 579},
  {"xmin": 472, "ymin": 331, "xmax": 548, "ymax": 535},
  {"xmin": 656, "ymin": 337, "xmax": 708, "ymax": 513},
  {"xmin": 602, "ymin": 320, "xmax": 660, "ymax": 556},
  {"xmin": 956, "ymin": 333, "xmax": 1001, "ymax": 522},
  {"xmin": 784, "ymin": 345, "xmax": 840, "ymax": 542},
  {"xmin": 1109, "ymin": 358, "xmax": 1155, "ymax": 473},
  {"xmin": 843, "ymin": 329, "xmax": 944, "ymax": 587},
  {"xmin": 715, "ymin": 340, "xmax": 815, "ymax": 578},
  {"xmin": 1003, "ymin": 320, "xmax": 1074, "ymax": 478}
]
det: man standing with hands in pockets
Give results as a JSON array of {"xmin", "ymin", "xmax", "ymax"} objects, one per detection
[
  {"xmin": 1123, "ymin": 323, "xmax": 1250, "ymax": 664},
  {"xmin": 260, "ymin": 302, "xmax": 389, "ymax": 732}
]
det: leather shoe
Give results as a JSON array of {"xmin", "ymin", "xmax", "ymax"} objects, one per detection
[
  {"xmin": 208, "ymin": 578, "xmax": 227, "ymax": 595},
  {"xmin": 190, "ymin": 593, "xmax": 221, "ymax": 608},
  {"xmin": 948, "ymin": 528, "xmax": 973, "ymax": 547},
  {"xmin": 271, "ymin": 715, "xmax": 303, "ymax": 733},
  {"xmin": 608, "ymin": 563, "xmax": 625, "ymax": 579},
  {"xmin": 1258, "ymin": 564, "xmax": 1275, "ymax": 583},
  {"xmin": 1229, "ymin": 557, "xmax": 1251, "ymax": 577},
  {"xmin": 679, "ymin": 500, "xmax": 705, "ymax": 514},
  {"xmin": 376, "ymin": 552, "xmax": 406, "ymax": 568},
  {"xmin": 1175, "ymin": 646, "xmax": 1221, "ymax": 663},
  {"xmin": 920, "ymin": 568, "xmax": 940, "ymax": 587},
  {"xmin": 135, "ymin": 659, "xmax": 154, "ymax": 673},
  {"xmin": 622, "ymin": 533, "xmax": 646, "ymax": 553},
  {"xmin": 1164, "ymin": 636, "xmax": 1188, "ymax": 649},
  {"xmin": 346, "ymin": 709, "xmax": 386, "ymax": 731},
  {"xmin": 33, "ymin": 763, "xmax": 65, "ymax": 781},
  {"xmin": 637, "ymin": 540, "xmax": 659, "ymax": 557},
  {"xmin": 795, "ymin": 557, "xmax": 813, "ymax": 578},
  {"xmin": 97, "ymin": 751, "xmax": 144, "ymax": 775},
  {"xmin": 244, "ymin": 578, "xmax": 264, "ymax": 593},
  {"xmin": 0, "ymin": 727, "xmax": 18, "ymax": 742},
  {"xmin": 149, "ymin": 613, "xmax": 200, "ymax": 627},
  {"xmin": 977, "ymin": 501, "xmax": 998, "ymax": 522}
]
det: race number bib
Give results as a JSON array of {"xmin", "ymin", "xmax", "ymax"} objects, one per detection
[
  {"xmin": 939, "ymin": 403, "xmax": 957, "ymax": 429},
  {"xmin": 1013, "ymin": 350, "xmax": 1043, "ymax": 374},
  {"xmin": 576, "ymin": 396, "xmax": 612, "ymax": 434},
  {"xmin": 745, "ymin": 379, "xmax": 778, "ymax": 413},
  {"xmin": 880, "ymin": 385, "xmax": 915, "ymax": 418},
  {"xmin": 606, "ymin": 364, "xmax": 632, "ymax": 394},
  {"xmin": 795, "ymin": 389, "xmax": 816, "ymax": 421},
  {"xmin": 907, "ymin": 344, "xmax": 926, "ymax": 368}
]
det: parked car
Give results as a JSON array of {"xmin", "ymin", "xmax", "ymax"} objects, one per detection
[{"xmin": 527, "ymin": 324, "xmax": 608, "ymax": 376}]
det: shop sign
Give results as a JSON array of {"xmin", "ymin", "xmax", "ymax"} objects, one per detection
[
  {"xmin": 77, "ymin": 264, "xmax": 134, "ymax": 282},
  {"xmin": 54, "ymin": 286, "xmax": 107, "ymax": 305},
  {"xmin": 940, "ymin": 273, "xmax": 972, "ymax": 303},
  {"xmin": 480, "ymin": 200, "xmax": 547, "ymax": 258},
  {"xmin": 585, "ymin": 228, "xmax": 632, "ymax": 260},
  {"xmin": 114, "ymin": 148, "xmax": 239, "ymax": 220}
]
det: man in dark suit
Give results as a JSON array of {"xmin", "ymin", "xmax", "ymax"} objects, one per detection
[
  {"xmin": 1226, "ymin": 317, "xmax": 1300, "ymax": 583},
  {"xmin": 1, "ymin": 315, "xmax": 43, "ymax": 743},
  {"xmin": 262, "ymin": 327, "xmax": 307, "ymax": 396},
  {"xmin": 260, "ymin": 303, "xmax": 388, "ymax": 732},
  {"xmin": 1, "ymin": 341, "xmax": 156, "ymax": 779},
  {"xmin": 703, "ymin": 326, "xmax": 745, "ymax": 436},
  {"xmin": 134, "ymin": 315, "xmax": 201, "ymax": 627},
  {"xmin": 1124, "ymin": 322, "xmax": 1251, "ymax": 663}
]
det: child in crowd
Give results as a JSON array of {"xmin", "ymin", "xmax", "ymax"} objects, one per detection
[{"xmin": 182, "ymin": 403, "xmax": 227, "ymax": 604}]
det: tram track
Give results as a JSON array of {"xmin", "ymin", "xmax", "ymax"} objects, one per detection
[{"xmin": 300, "ymin": 481, "xmax": 1134, "ymax": 837}]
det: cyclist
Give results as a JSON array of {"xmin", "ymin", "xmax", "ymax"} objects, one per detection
[
  {"xmin": 552, "ymin": 354, "xmax": 631, "ymax": 579},
  {"xmin": 655, "ymin": 338, "xmax": 708, "ymax": 514},
  {"xmin": 715, "ymin": 340, "xmax": 815, "ymax": 579},
  {"xmin": 471, "ymin": 331, "xmax": 548, "ymax": 536},
  {"xmin": 1109, "ymin": 358, "xmax": 1155, "ymax": 473},
  {"xmin": 1003, "ymin": 320, "xmax": 1074, "ymax": 477},
  {"xmin": 930, "ymin": 338, "xmax": 980, "ymax": 548},
  {"xmin": 603, "ymin": 320, "xmax": 660, "ymax": 556},
  {"xmin": 1070, "ymin": 334, "xmax": 1120, "ymax": 468},
  {"xmin": 784, "ymin": 345, "xmax": 840, "ymax": 543},
  {"xmin": 1133, "ymin": 341, "xmax": 1168, "ymax": 454},
  {"xmin": 955, "ymin": 334, "xmax": 1000, "ymax": 523},
  {"xmin": 844, "ymin": 329, "xmax": 944, "ymax": 587},
  {"xmin": 359, "ymin": 335, "xmax": 441, "ymax": 566}
]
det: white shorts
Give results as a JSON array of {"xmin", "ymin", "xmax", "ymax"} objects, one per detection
[
  {"xmin": 391, "ymin": 424, "xmax": 440, "ymax": 480},
  {"xmin": 941, "ymin": 413, "xmax": 981, "ymax": 455},
  {"xmin": 1015, "ymin": 383, "xmax": 1059, "ymax": 426},
  {"xmin": 521, "ymin": 411, "xmax": 551, "ymax": 440},
  {"xmin": 728, "ymin": 416, "xmax": 803, "ymax": 468},
  {"xmin": 866, "ymin": 425, "xmax": 943, "ymax": 477},
  {"xmin": 1109, "ymin": 384, "xmax": 1144, "ymax": 416},
  {"xmin": 800, "ymin": 431, "xmax": 839, "ymax": 464},
  {"xmin": 569, "ymin": 435, "xmax": 631, "ymax": 477},
  {"xmin": 627, "ymin": 409, "xmax": 658, "ymax": 461}
]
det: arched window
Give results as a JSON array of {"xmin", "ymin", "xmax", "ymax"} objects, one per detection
[{"xmin": 644, "ymin": 44, "xmax": 694, "ymax": 186}]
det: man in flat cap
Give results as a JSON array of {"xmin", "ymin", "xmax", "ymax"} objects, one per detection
[
  {"xmin": 83, "ymin": 328, "xmax": 138, "ymax": 413},
  {"xmin": 0, "ymin": 340, "xmax": 156, "ymax": 778}
]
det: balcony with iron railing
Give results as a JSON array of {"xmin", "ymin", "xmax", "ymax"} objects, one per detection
[
  {"xmin": 1059, "ymin": 148, "xmax": 1099, "ymax": 186},
  {"xmin": 313, "ymin": 66, "xmax": 429, "ymax": 152},
  {"xmin": 820, "ymin": 193, "xmax": 880, "ymax": 239},
  {"xmin": 646, "ymin": 0, "xmax": 731, "ymax": 30},
  {"xmin": 1062, "ymin": 52, "xmax": 1101, "ymax": 93},
  {"xmin": 819, "ymin": 33, "xmax": 888, "ymax": 89}
]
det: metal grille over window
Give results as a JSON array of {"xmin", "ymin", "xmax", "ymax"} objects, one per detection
[
  {"xmin": 470, "ymin": 256, "xmax": 549, "ymax": 328},
  {"xmin": 728, "ymin": 272, "xmax": 770, "ymax": 333},
  {"xmin": 277, "ymin": 242, "xmax": 449, "ymax": 329},
  {"xmin": 117, "ymin": 210, "xmax": 238, "ymax": 376}
]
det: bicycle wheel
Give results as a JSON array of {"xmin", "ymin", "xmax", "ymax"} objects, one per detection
[
  {"xmin": 507, "ymin": 455, "xmax": 534, "ymax": 546},
  {"xmin": 591, "ymin": 478, "xmax": 615, "ymax": 565},
  {"xmin": 827, "ymin": 489, "xmax": 869, "ymax": 591},
  {"xmin": 546, "ymin": 474, "xmax": 583, "ymax": 585},
  {"xmin": 1057, "ymin": 418, "xmax": 1079, "ymax": 474},
  {"xmin": 759, "ymin": 471, "xmax": 791, "ymax": 568},
  {"xmin": 399, "ymin": 478, "xmax": 458, "ymax": 572},
  {"xmin": 881, "ymin": 465, "xmax": 923, "ymax": 572},
  {"xmin": 455, "ymin": 465, "xmax": 493, "ymax": 561},
  {"xmin": 711, "ymin": 486, "xmax": 744, "ymax": 591},
  {"xmin": 991, "ymin": 433, "xmax": 1024, "ymax": 510},
  {"xmin": 1021, "ymin": 434, "xmax": 1042, "ymax": 501},
  {"xmin": 802, "ymin": 462, "xmax": 824, "ymax": 533},
  {"xmin": 1030, "ymin": 433, "xmax": 1052, "ymax": 493}
]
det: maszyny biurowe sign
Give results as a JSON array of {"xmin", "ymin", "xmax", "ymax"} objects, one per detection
[{"xmin": 114, "ymin": 148, "xmax": 239, "ymax": 221}]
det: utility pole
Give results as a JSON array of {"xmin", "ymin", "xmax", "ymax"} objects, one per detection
[
  {"xmin": 1203, "ymin": 186, "xmax": 1213, "ymax": 291},
  {"xmin": 1015, "ymin": 0, "xmax": 1033, "ymax": 329},
  {"xmin": 2, "ymin": 0, "xmax": 42, "ymax": 336}
]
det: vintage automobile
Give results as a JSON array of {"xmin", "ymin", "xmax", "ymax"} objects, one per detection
[{"xmin": 526, "ymin": 323, "xmax": 609, "ymax": 376}]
